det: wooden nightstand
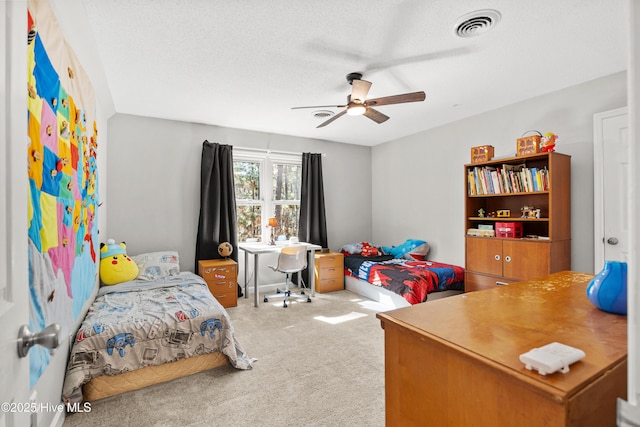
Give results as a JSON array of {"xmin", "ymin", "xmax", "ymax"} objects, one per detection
[
  {"xmin": 314, "ymin": 252, "xmax": 344, "ymax": 293},
  {"xmin": 198, "ymin": 259, "xmax": 238, "ymax": 308}
]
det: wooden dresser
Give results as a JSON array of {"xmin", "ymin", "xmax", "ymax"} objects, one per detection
[
  {"xmin": 198, "ymin": 259, "xmax": 238, "ymax": 308},
  {"xmin": 314, "ymin": 252, "xmax": 344, "ymax": 293},
  {"xmin": 377, "ymin": 271, "xmax": 627, "ymax": 427}
]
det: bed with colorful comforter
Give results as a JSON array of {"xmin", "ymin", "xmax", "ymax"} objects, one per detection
[
  {"xmin": 62, "ymin": 272, "xmax": 253, "ymax": 404},
  {"xmin": 344, "ymin": 255, "xmax": 465, "ymax": 305}
]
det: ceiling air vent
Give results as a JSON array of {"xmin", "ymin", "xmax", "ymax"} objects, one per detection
[
  {"xmin": 312, "ymin": 110, "xmax": 334, "ymax": 119},
  {"xmin": 454, "ymin": 9, "xmax": 501, "ymax": 38}
]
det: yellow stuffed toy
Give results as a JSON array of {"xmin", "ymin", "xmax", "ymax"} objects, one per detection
[{"xmin": 99, "ymin": 239, "xmax": 139, "ymax": 285}]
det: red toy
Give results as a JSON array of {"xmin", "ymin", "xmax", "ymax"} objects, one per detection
[{"xmin": 541, "ymin": 132, "xmax": 557, "ymax": 152}]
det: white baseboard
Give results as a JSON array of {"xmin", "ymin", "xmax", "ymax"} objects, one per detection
[{"xmin": 618, "ymin": 399, "xmax": 640, "ymax": 426}]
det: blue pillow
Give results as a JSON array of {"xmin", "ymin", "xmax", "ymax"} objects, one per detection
[{"xmin": 382, "ymin": 239, "xmax": 427, "ymax": 259}]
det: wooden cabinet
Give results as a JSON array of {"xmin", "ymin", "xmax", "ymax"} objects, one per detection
[
  {"xmin": 314, "ymin": 252, "xmax": 344, "ymax": 293},
  {"xmin": 198, "ymin": 259, "xmax": 238, "ymax": 308},
  {"xmin": 377, "ymin": 271, "xmax": 627, "ymax": 427},
  {"xmin": 465, "ymin": 152, "xmax": 571, "ymax": 291}
]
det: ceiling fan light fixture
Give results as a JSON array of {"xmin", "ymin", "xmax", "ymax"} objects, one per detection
[{"xmin": 346, "ymin": 104, "xmax": 366, "ymax": 116}]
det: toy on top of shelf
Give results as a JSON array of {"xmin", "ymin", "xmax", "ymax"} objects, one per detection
[
  {"xmin": 541, "ymin": 132, "xmax": 557, "ymax": 152},
  {"xmin": 516, "ymin": 130, "xmax": 542, "ymax": 156},
  {"xmin": 471, "ymin": 145, "xmax": 495, "ymax": 163}
]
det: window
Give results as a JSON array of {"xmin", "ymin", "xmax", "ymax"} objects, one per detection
[{"xmin": 234, "ymin": 150, "xmax": 302, "ymax": 243}]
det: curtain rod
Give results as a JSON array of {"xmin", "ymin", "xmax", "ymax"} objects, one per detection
[{"xmin": 235, "ymin": 146, "xmax": 326, "ymax": 157}]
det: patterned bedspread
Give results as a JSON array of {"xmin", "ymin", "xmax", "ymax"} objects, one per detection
[
  {"xmin": 62, "ymin": 272, "xmax": 253, "ymax": 403},
  {"xmin": 344, "ymin": 255, "xmax": 464, "ymax": 305}
]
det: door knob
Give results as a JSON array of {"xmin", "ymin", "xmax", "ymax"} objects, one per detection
[
  {"xmin": 17, "ymin": 323, "xmax": 61, "ymax": 358},
  {"xmin": 607, "ymin": 237, "xmax": 619, "ymax": 245}
]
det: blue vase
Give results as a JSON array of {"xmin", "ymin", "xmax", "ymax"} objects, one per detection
[{"xmin": 586, "ymin": 260, "xmax": 628, "ymax": 315}]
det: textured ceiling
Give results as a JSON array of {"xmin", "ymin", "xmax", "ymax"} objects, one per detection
[{"xmin": 81, "ymin": 0, "xmax": 628, "ymax": 146}]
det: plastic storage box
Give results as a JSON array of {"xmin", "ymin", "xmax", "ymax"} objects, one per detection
[{"xmin": 495, "ymin": 222, "xmax": 523, "ymax": 238}]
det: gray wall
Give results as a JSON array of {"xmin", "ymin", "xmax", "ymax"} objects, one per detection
[
  {"xmin": 371, "ymin": 72, "xmax": 627, "ymax": 274},
  {"xmin": 106, "ymin": 114, "xmax": 372, "ymax": 281}
]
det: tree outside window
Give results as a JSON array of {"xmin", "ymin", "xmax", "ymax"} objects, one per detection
[
  {"xmin": 272, "ymin": 163, "xmax": 301, "ymax": 240},
  {"xmin": 234, "ymin": 151, "xmax": 301, "ymax": 243},
  {"xmin": 234, "ymin": 160, "xmax": 261, "ymax": 242}
]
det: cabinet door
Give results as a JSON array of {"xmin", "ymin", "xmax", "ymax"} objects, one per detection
[
  {"xmin": 502, "ymin": 240, "xmax": 550, "ymax": 280},
  {"xmin": 466, "ymin": 238, "xmax": 503, "ymax": 276}
]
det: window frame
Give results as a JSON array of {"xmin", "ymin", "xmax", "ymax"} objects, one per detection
[{"xmin": 233, "ymin": 149, "xmax": 302, "ymax": 243}]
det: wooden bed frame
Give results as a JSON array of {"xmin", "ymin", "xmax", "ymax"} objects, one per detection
[{"xmin": 82, "ymin": 351, "xmax": 229, "ymax": 401}]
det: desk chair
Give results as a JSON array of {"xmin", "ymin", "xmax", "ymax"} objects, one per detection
[{"xmin": 264, "ymin": 245, "xmax": 312, "ymax": 308}]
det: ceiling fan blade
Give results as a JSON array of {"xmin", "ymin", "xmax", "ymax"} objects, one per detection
[
  {"xmin": 317, "ymin": 109, "xmax": 347, "ymax": 128},
  {"xmin": 363, "ymin": 108, "xmax": 390, "ymax": 124},
  {"xmin": 292, "ymin": 104, "xmax": 346, "ymax": 110},
  {"xmin": 366, "ymin": 47, "xmax": 473, "ymax": 73},
  {"xmin": 366, "ymin": 91, "xmax": 426, "ymax": 107},
  {"xmin": 350, "ymin": 79, "xmax": 372, "ymax": 103}
]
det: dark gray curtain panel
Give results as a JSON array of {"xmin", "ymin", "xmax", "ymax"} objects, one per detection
[
  {"xmin": 195, "ymin": 142, "xmax": 240, "ymax": 294},
  {"xmin": 299, "ymin": 152, "xmax": 328, "ymax": 248}
]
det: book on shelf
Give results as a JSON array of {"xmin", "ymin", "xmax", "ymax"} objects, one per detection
[
  {"xmin": 490, "ymin": 169, "xmax": 501, "ymax": 194},
  {"xmin": 468, "ymin": 169, "xmax": 476, "ymax": 196},
  {"xmin": 467, "ymin": 163, "xmax": 548, "ymax": 195},
  {"xmin": 530, "ymin": 167, "xmax": 539, "ymax": 191}
]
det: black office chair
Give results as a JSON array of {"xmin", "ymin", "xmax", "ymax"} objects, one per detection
[{"xmin": 263, "ymin": 245, "xmax": 311, "ymax": 307}]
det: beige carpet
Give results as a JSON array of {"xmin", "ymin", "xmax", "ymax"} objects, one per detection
[{"xmin": 63, "ymin": 289, "xmax": 388, "ymax": 427}]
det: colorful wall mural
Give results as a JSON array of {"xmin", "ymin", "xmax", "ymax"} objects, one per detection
[{"xmin": 26, "ymin": 1, "xmax": 99, "ymax": 387}]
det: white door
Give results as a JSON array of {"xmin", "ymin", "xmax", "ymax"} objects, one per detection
[
  {"xmin": 594, "ymin": 107, "xmax": 629, "ymax": 268},
  {"xmin": 0, "ymin": 1, "xmax": 31, "ymax": 426}
]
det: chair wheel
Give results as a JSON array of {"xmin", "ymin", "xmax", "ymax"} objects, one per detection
[
  {"xmin": 301, "ymin": 290, "xmax": 306, "ymax": 295},
  {"xmin": 306, "ymin": 298, "xmax": 312, "ymax": 303},
  {"xmin": 283, "ymin": 303, "xmax": 288, "ymax": 308},
  {"xmin": 264, "ymin": 297, "xmax": 268, "ymax": 302}
]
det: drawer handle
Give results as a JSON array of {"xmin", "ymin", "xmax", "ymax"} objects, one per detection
[
  {"xmin": 504, "ymin": 256, "xmax": 511, "ymax": 262},
  {"xmin": 205, "ymin": 268, "xmax": 212, "ymax": 274},
  {"xmin": 496, "ymin": 281, "xmax": 509, "ymax": 286},
  {"xmin": 494, "ymin": 255, "xmax": 501, "ymax": 261}
]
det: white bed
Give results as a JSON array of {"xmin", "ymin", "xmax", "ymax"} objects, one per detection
[{"xmin": 345, "ymin": 275, "xmax": 463, "ymax": 311}]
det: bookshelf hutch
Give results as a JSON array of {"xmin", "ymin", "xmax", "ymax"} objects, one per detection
[{"xmin": 464, "ymin": 152, "xmax": 571, "ymax": 291}]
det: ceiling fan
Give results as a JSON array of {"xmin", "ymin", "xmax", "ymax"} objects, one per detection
[{"xmin": 292, "ymin": 72, "xmax": 426, "ymax": 128}]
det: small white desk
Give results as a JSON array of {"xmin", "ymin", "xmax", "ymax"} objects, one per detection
[{"xmin": 238, "ymin": 242, "xmax": 322, "ymax": 307}]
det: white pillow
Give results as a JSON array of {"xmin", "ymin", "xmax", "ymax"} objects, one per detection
[{"xmin": 132, "ymin": 251, "xmax": 180, "ymax": 281}]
